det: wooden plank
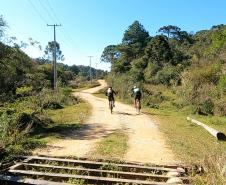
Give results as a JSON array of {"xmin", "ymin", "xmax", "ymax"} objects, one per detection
[
  {"xmin": 8, "ymin": 169, "xmax": 171, "ymax": 185},
  {"xmin": 22, "ymin": 156, "xmax": 34, "ymax": 163},
  {"xmin": 24, "ymin": 156, "xmax": 180, "ymax": 173},
  {"xmin": 9, "ymin": 163, "xmax": 24, "ymax": 170},
  {"xmin": 22, "ymin": 163, "xmax": 170, "ymax": 181},
  {"xmin": 0, "ymin": 174, "xmax": 72, "ymax": 185}
]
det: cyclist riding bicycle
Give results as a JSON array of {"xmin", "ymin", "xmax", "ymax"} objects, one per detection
[
  {"xmin": 131, "ymin": 86, "xmax": 142, "ymax": 108},
  {"xmin": 106, "ymin": 86, "xmax": 116, "ymax": 108}
]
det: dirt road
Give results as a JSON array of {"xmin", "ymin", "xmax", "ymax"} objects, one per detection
[{"xmin": 34, "ymin": 80, "xmax": 176, "ymax": 164}]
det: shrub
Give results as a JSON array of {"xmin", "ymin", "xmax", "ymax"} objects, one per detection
[
  {"xmin": 0, "ymin": 111, "xmax": 32, "ymax": 147},
  {"xmin": 155, "ymin": 65, "xmax": 180, "ymax": 86},
  {"xmin": 218, "ymin": 75, "xmax": 226, "ymax": 94},
  {"xmin": 214, "ymin": 99, "xmax": 226, "ymax": 116},
  {"xmin": 193, "ymin": 154, "xmax": 226, "ymax": 185},
  {"xmin": 16, "ymin": 86, "xmax": 33, "ymax": 97},
  {"xmin": 196, "ymin": 98, "xmax": 214, "ymax": 115}
]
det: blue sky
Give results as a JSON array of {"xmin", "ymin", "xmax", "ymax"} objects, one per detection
[{"xmin": 1, "ymin": 0, "xmax": 226, "ymax": 70}]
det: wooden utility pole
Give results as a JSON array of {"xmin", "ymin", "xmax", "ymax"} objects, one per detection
[
  {"xmin": 87, "ymin": 56, "xmax": 93, "ymax": 84},
  {"xmin": 47, "ymin": 24, "xmax": 61, "ymax": 90},
  {"xmin": 95, "ymin": 62, "xmax": 98, "ymax": 79}
]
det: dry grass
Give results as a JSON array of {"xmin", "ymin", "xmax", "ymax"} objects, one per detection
[
  {"xmin": 46, "ymin": 102, "xmax": 90, "ymax": 124},
  {"xmin": 89, "ymin": 131, "xmax": 128, "ymax": 160},
  {"xmin": 192, "ymin": 153, "xmax": 226, "ymax": 185}
]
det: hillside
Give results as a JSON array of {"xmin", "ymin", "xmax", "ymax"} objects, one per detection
[{"xmin": 101, "ymin": 21, "xmax": 226, "ymax": 116}]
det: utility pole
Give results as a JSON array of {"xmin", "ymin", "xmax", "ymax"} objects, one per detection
[
  {"xmin": 87, "ymin": 56, "xmax": 93, "ymax": 84},
  {"xmin": 47, "ymin": 24, "xmax": 61, "ymax": 90},
  {"xmin": 95, "ymin": 62, "xmax": 98, "ymax": 79}
]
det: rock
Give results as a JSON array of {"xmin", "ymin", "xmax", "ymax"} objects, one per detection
[
  {"xmin": 177, "ymin": 167, "xmax": 186, "ymax": 173},
  {"xmin": 167, "ymin": 171, "xmax": 180, "ymax": 177},
  {"xmin": 166, "ymin": 177, "xmax": 183, "ymax": 184}
]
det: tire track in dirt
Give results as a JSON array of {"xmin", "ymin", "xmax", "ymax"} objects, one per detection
[{"xmin": 34, "ymin": 80, "xmax": 177, "ymax": 165}]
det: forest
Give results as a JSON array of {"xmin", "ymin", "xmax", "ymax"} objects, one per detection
[
  {"xmin": 0, "ymin": 15, "xmax": 105, "ymax": 160},
  {"xmin": 101, "ymin": 21, "xmax": 226, "ymax": 116}
]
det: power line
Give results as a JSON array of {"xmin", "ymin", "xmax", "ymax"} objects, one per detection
[
  {"xmin": 44, "ymin": 0, "xmax": 76, "ymax": 45},
  {"xmin": 46, "ymin": 0, "xmax": 61, "ymax": 23},
  {"xmin": 38, "ymin": 0, "xmax": 56, "ymax": 23},
  {"xmin": 28, "ymin": 0, "xmax": 79, "ymax": 65},
  {"xmin": 42, "ymin": 0, "xmax": 78, "ymax": 54},
  {"xmin": 27, "ymin": 0, "xmax": 48, "ymax": 24}
]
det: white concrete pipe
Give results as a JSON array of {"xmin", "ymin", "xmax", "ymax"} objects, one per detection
[{"xmin": 187, "ymin": 117, "xmax": 226, "ymax": 141}]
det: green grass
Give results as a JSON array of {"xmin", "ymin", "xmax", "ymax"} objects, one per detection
[
  {"xmin": 94, "ymin": 86, "xmax": 226, "ymax": 163},
  {"xmin": 72, "ymin": 80, "xmax": 100, "ymax": 92},
  {"xmin": 46, "ymin": 103, "xmax": 90, "ymax": 124},
  {"xmin": 89, "ymin": 131, "xmax": 128, "ymax": 160},
  {"xmin": 143, "ymin": 107, "xmax": 226, "ymax": 163},
  {"xmin": 32, "ymin": 102, "xmax": 91, "ymax": 142}
]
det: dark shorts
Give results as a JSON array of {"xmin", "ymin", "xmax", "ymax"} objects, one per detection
[
  {"xmin": 135, "ymin": 95, "xmax": 141, "ymax": 101},
  {"xmin": 108, "ymin": 96, "xmax": 114, "ymax": 101}
]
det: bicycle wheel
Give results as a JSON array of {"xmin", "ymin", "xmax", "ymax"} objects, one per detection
[
  {"xmin": 136, "ymin": 100, "xmax": 141, "ymax": 114},
  {"xmin": 109, "ymin": 101, "xmax": 113, "ymax": 114}
]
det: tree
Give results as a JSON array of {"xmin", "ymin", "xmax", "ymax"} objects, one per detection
[
  {"xmin": 100, "ymin": 45, "xmax": 119, "ymax": 63},
  {"xmin": 44, "ymin": 41, "xmax": 64, "ymax": 61},
  {"xmin": 123, "ymin": 21, "xmax": 149, "ymax": 45},
  {"xmin": 158, "ymin": 25, "xmax": 181, "ymax": 39},
  {"xmin": 0, "ymin": 15, "xmax": 6, "ymax": 39},
  {"xmin": 145, "ymin": 35, "xmax": 172, "ymax": 65},
  {"xmin": 122, "ymin": 21, "xmax": 150, "ymax": 59}
]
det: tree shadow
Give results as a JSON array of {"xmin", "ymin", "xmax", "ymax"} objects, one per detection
[
  {"xmin": 142, "ymin": 111, "xmax": 171, "ymax": 117},
  {"xmin": 114, "ymin": 111, "xmax": 136, "ymax": 116},
  {"xmin": 32, "ymin": 120, "xmax": 119, "ymax": 141}
]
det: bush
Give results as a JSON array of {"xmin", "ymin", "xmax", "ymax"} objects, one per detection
[
  {"xmin": 43, "ymin": 101, "xmax": 63, "ymax": 110},
  {"xmin": 155, "ymin": 65, "xmax": 180, "ymax": 86},
  {"xmin": 193, "ymin": 154, "xmax": 226, "ymax": 185},
  {"xmin": 214, "ymin": 99, "xmax": 226, "ymax": 116},
  {"xmin": 16, "ymin": 86, "xmax": 33, "ymax": 97},
  {"xmin": 0, "ymin": 111, "xmax": 32, "ymax": 147},
  {"xmin": 196, "ymin": 98, "xmax": 214, "ymax": 115},
  {"xmin": 218, "ymin": 75, "xmax": 226, "ymax": 94},
  {"xmin": 143, "ymin": 91, "xmax": 165, "ymax": 108}
]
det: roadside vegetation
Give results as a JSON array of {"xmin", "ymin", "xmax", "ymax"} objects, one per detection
[
  {"xmin": 101, "ymin": 21, "xmax": 226, "ymax": 184},
  {"xmin": 89, "ymin": 131, "xmax": 128, "ymax": 161},
  {"xmin": 0, "ymin": 15, "xmax": 104, "ymax": 162}
]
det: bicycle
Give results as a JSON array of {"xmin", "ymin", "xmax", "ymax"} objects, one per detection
[
  {"xmin": 109, "ymin": 98, "xmax": 114, "ymax": 114},
  {"xmin": 135, "ymin": 98, "xmax": 141, "ymax": 114}
]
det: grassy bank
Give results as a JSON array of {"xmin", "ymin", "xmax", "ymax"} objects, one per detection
[
  {"xmin": 71, "ymin": 80, "xmax": 100, "ymax": 92},
  {"xmin": 95, "ymin": 80, "xmax": 226, "ymax": 183},
  {"xmin": 143, "ymin": 108, "xmax": 226, "ymax": 162},
  {"xmin": 0, "ymin": 87, "xmax": 91, "ymax": 162},
  {"xmin": 33, "ymin": 102, "xmax": 91, "ymax": 143},
  {"xmin": 89, "ymin": 131, "xmax": 128, "ymax": 161}
]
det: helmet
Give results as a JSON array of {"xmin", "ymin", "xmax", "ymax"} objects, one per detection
[{"xmin": 133, "ymin": 86, "xmax": 137, "ymax": 89}]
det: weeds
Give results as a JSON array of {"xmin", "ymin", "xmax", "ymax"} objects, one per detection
[
  {"xmin": 193, "ymin": 153, "xmax": 226, "ymax": 185},
  {"xmin": 89, "ymin": 131, "xmax": 128, "ymax": 160}
]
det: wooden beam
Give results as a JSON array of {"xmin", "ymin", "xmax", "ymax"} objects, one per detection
[
  {"xmin": 8, "ymin": 169, "xmax": 175, "ymax": 185},
  {"xmin": 0, "ymin": 174, "xmax": 71, "ymax": 185},
  {"xmin": 23, "ymin": 156, "xmax": 180, "ymax": 173},
  {"xmin": 22, "ymin": 162, "xmax": 170, "ymax": 181}
]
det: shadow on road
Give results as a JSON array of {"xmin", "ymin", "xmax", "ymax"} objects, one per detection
[
  {"xmin": 34, "ymin": 122, "xmax": 119, "ymax": 141},
  {"xmin": 114, "ymin": 111, "xmax": 137, "ymax": 116}
]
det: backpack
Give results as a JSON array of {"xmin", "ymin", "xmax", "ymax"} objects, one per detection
[
  {"xmin": 107, "ymin": 88, "xmax": 113, "ymax": 96},
  {"xmin": 134, "ymin": 88, "xmax": 141, "ymax": 96}
]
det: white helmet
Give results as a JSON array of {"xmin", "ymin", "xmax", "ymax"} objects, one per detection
[{"xmin": 133, "ymin": 86, "xmax": 137, "ymax": 89}]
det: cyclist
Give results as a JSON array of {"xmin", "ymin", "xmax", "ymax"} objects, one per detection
[
  {"xmin": 106, "ymin": 86, "xmax": 116, "ymax": 108},
  {"xmin": 131, "ymin": 86, "xmax": 142, "ymax": 108}
]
